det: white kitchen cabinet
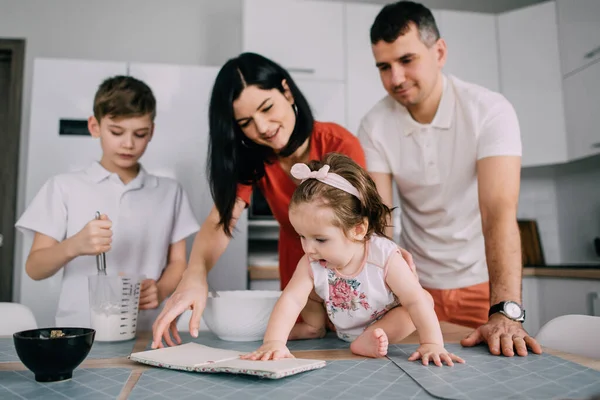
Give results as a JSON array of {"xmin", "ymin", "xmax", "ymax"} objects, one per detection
[
  {"xmin": 438, "ymin": 10, "xmax": 499, "ymax": 92},
  {"xmin": 128, "ymin": 63, "xmax": 249, "ymax": 291},
  {"xmin": 523, "ymin": 276, "xmax": 600, "ymax": 337},
  {"xmin": 294, "ymin": 77, "xmax": 346, "ymax": 127},
  {"xmin": 537, "ymin": 277, "xmax": 600, "ymax": 326},
  {"xmin": 497, "ymin": 2, "xmax": 568, "ymax": 167},
  {"xmin": 562, "ymin": 60, "xmax": 600, "ymax": 161},
  {"xmin": 21, "ymin": 58, "xmax": 128, "ymax": 327},
  {"xmin": 344, "ymin": 4, "xmax": 442, "ymax": 134},
  {"xmin": 344, "ymin": 2, "xmax": 387, "ymax": 134},
  {"xmin": 242, "ymin": 0, "xmax": 344, "ymax": 82},
  {"xmin": 522, "ymin": 276, "xmax": 541, "ymax": 336},
  {"xmin": 344, "ymin": 4, "xmax": 498, "ymax": 134},
  {"xmin": 556, "ymin": 0, "xmax": 600, "ymax": 77}
]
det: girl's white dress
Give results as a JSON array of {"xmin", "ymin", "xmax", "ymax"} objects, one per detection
[{"xmin": 310, "ymin": 235, "xmax": 416, "ymax": 342}]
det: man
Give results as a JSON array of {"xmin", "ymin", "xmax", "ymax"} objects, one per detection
[{"xmin": 357, "ymin": 1, "xmax": 542, "ymax": 357}]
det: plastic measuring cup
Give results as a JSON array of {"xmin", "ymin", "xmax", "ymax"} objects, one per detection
[{"xmin": 88, "ymin": 275, "xmax": 142, "ymax": 342}]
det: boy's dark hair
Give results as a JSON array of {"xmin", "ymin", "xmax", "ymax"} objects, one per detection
[
  {"xmin": 93, "ymin": 76, "xmax": 156, "ymax": 121},
  {"xmin": 370, "ymin": 1, "xmax": 440, "ymax": 47},
  {"xmin": 208, "ymin": 52, "xmax": 315, "ymax": 236},
  {"xmin": 290, "ymin": 153, "xmax": 393, "ymax": 241}
]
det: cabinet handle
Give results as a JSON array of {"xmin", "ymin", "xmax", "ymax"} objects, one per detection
[
  {"xmin": 584, "ymin": 46, "xmax": 600, "ymax": 60},
  {"xmin": 588, "ymin": 292, "xmax": 599, "ymax": 316},
  {"xmin": 592, "ymin": 142, "xmax": 600, "ymax": 149},
  {"xmin": 287, "ymin": 67, "xmax": 316, "ymax": 74}
]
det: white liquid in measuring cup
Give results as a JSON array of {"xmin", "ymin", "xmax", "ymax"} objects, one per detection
[
  {"xmin": 88, "ymin": 275, "xmax": 141, "ymax": 342},
  {"xmin": 90, "ymin": 311, "xmax": 127, "ymax": 341}
]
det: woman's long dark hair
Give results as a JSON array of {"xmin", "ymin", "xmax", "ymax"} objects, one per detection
[{"xmin": 208, "ymin": 52, "xmax": 314, "ymax": 236}]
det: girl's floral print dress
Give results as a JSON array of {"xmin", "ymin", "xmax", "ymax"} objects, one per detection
[{"xmin": 310, "ymin": 235, "xmax": 411, "ymax": 342}]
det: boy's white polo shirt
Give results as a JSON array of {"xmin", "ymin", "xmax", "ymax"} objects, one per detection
[
  {"xmin": 358, "ymin": 75, "xmax": 521, "ymax": 290},
  {"xmin": 16, "ymin": 162, "xmax": 200, "ymax": 329}
]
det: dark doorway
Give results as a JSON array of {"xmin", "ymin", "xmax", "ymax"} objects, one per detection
[{"xmin": 0, "ymin": 38, "xmax": 25, "ymax": 302}]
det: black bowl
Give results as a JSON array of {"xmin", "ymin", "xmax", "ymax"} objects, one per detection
[{"xmin": 13, "ymin": 327, "xmax": 95, "ymax": 382}]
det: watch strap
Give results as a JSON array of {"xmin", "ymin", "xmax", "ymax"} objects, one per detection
[{"xmin": 488, "ymin": 301, "xmax": 506, "ymax": 317}]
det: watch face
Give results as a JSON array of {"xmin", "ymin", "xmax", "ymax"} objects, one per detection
[{"xmin": 504, "ymin": 302, "xmax": 522, "ymax": 319}]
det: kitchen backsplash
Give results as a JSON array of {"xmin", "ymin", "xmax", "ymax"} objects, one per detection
[
  {"xmin": 519, "ymin": 166, "xmax": 561, "ymax": 264},
  {"xmin": 520, "ymin": 154, "xmax": 600, "ymax": 265},
  {"xmin": 555, "ymin": 154, "xmax": 600, "ymax": 264}
]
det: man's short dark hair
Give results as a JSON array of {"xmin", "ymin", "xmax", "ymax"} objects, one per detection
[{"xmin": 370, "ymin": 1, "xmax": 440, "ymax": 47}]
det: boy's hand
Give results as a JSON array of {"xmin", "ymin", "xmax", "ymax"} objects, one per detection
[
  {"xmin": 140, "ymin": 279, "xmax": 160, "ymax": 310},
  {"xmin": 72, "ymin": 214, "xmax": 112, "ymax": 256},
  {"xmin": 241, "ymin": 341, "xmax": 294, "ymax": 361},
  {"xmin": 408, "ymin": 343, "xmax": 465, "ymax": 367}
]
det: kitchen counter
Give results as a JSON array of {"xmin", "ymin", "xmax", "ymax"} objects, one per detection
[
  {"xmin": 523, "ymin": 264, "xmax": 600, "ymax": 279},
  {"xmin": 2, "ymin": 322, "xmax": 599, "ymax": 399},
  {"xmin": 250, "ymin": 264, "xmax": 600, "ymax": 281}
]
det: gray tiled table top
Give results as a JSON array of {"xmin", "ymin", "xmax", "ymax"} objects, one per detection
[
  {"xmin": 0, "ymin": 337, "xmax": 137, "ymax": 362},
  {"xmin": 129, "ymin": 358, "xmax": 438, "ymax": 400},
  {"xmin": 387, "ymin": 343, "xmax": 600, "ymax": 400},
  {"xmin": 0, "ymin": 339, "xmax": 19, "ymax": 363},
  {"xmin": 148, "ymin": 331, "xmax": 350, "ymax": 353},
  {"xmin": 0, "ymin": 368, "xmax": 131, "ymax": 399}
]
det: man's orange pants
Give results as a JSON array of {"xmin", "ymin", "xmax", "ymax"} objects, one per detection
[{"xmin": 424, "ymin": 281, "xmax": 490, "ymax": 329}]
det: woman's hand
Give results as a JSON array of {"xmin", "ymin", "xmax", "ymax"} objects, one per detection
[
  {"xmin": 151, "ymin": 272, "xmax": 208, "ymax": 349},
  {"xmin": 241, "ymin": 340, "xmax": 294, "ymax": 361}
]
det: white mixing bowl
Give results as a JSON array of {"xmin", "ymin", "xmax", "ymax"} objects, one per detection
[{"xmin": 202, "ymin": 290, "xmax": 281, "ymax": 342}]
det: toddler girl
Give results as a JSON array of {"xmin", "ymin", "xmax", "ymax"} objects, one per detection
[{"xmin": 243, "ymin": 153, "xmax": 464, "ymax": 366}]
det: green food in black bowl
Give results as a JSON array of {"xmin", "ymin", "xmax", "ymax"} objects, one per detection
[{"xmin": 13, "ymin": 327, "xmax": 95, "ymax": 382}]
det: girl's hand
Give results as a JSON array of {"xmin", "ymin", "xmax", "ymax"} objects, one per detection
[
  {"xmin": 71, "ymin": 214, "xmax": 112, "ymax": 256},
  {"xmin": 241, "ymin": 341, "xmax": 294, "ymax": 361},
  {"xmin": 408, "ymin": 343, "xmax": 465, "ymax": 367}
]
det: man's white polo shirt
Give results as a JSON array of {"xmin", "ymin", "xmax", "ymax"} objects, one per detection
[
  {"xmin": 16, "ymin": 162, "xmax": 200, "ymax": 329},
  {"xmin": 358, "ymin": 75, "xmax": 521, "ymax": 290}
]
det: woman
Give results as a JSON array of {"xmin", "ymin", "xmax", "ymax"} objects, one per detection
[{"xmin": 151, "ymin": 52, "xmax": 367, "ymax": 347}]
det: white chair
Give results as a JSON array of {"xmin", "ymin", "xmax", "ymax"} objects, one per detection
[
  {"xmin": 0, "ymin": 302, "xmax": 38, "ymax": 335},
  {"xmin": 536, "ymin": 314, "xmax": 600, "ymax": 359}
]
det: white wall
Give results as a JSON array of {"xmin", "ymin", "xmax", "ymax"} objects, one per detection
[{"xmin": 0, "ymin": 0, "xmax": 243, "ymax": 303}]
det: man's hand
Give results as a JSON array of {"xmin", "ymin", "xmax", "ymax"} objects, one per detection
[
  {"xmin": 398, "ymin": 247, "xmax": 416, "ymax": 270},
  {"xmin": 461, "ymin": 313, "xmax": 543, "ymax": 356}
]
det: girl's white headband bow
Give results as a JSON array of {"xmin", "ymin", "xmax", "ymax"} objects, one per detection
[{"xmin": 290, "ymin": 163, "xmax": 361, "ymax": 200}]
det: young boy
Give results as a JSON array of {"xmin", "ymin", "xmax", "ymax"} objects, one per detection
[{"xmin": 15, "ymin": 76, "xmax": 200, "ymax": 331}]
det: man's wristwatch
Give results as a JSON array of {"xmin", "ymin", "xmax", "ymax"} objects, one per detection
[{"xmin": 488, "ymin": 301, "xmax": 526, "ymax": 322}]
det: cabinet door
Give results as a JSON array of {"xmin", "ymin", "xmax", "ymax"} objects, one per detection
[
  {"xmin": 128, "ymin": 63, "xmax": 248, "ymax": 291},
  {"xmin": 497, "ymin": 2, "xmax": 568, "ymax": 167},
  {"xmin": 294, "ymin": 77, "xmax": 345, "ymax": 128},
  {"xmin": 522, "ymin": 277, "xmax": 541, "ymax": 336},
  {"xmin": 22, "ymin": 58, "xmax": 128, "ymax": 327},
  {"xmin": 242, "ymin": 0, "xmax": 344, "ymax": 82},
  {"xmin": 438, "ymin": 10, "xmax": 499, "ymax": 92},
  {"xmin": 345, "ymin": 3, "xmax": 387, "ymax": 134},
  {"xmin": 557, "ymin": 0, "xmax": 600, "ymax": 77},
  {"xmin": 344, "ymin": 4, "xmax": 442, "ymax": 134},
  {"xmin": 563, "ymin": 60, "xmax": 600, "ymax": 161},
  {"xmin": 537, "ymin": 278, "xmax": 600, "ymax": 332}
]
